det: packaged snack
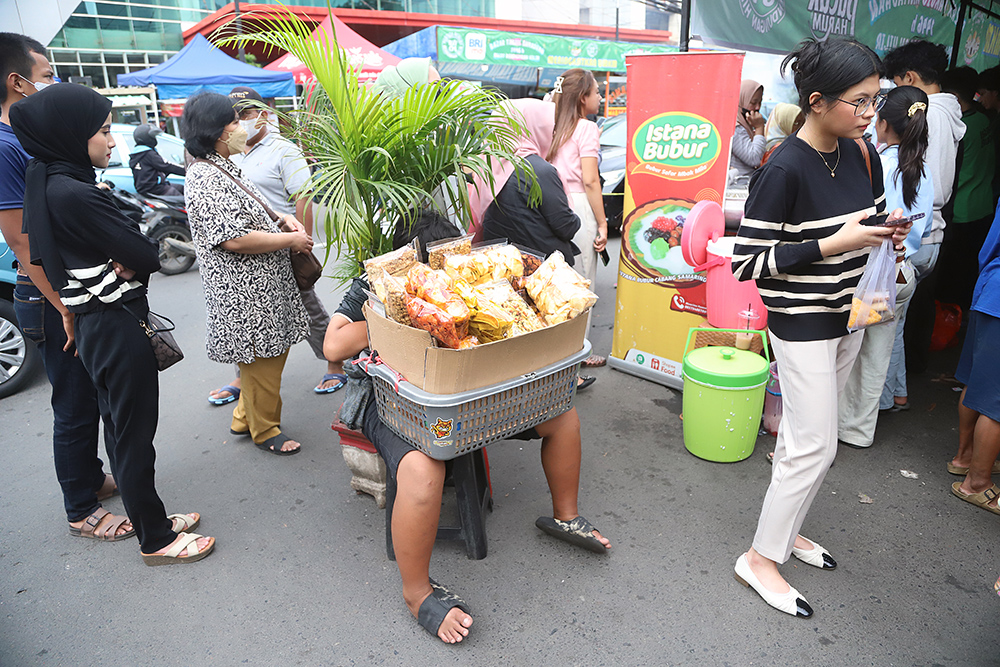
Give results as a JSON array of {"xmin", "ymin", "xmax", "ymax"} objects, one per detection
[
  {"xmin": 405, "ymin": 264, "xmax": 471, "ymax": 326},
  {"xmin": 444, "ymin": 244, "xmax": 525, "ymax": 286},
  {"xmin": 452, "ymin": 279, "xmax": 515, "ymax": 343},
  {"xmin": 426, "ymin": 234, "xmax": 474, "ymax": 270},
  {"xmin": 380, "ymin": 274, "xmax": 410, "ymax": 324},
  {"xmin": 846, "ymin": 240, "xmax": 896, "ymax": 332},
  {"xmin": 479, "ymin": 280, "xmax": 546, "ymax": 336},
  {"xmin": 513, "ymin": 245, "xmax": 545, "ymax": 276},
  {"xmin": 525, "ymin": 251, "xmax": 598, "ymax": 324},
  {"xmin": 405, "ymin": 295, "xmax": 469, "ymax": 349},
  {"xmin": 458, "ymin": 336, "xmax": 480, "ymax": 349},
  {"xmin": 363, "ymin": 240, "xmax": 418, "ymax": 285}
]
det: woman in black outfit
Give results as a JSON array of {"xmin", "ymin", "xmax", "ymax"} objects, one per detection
[{"xmin": 11, "ymin": 84, "xmax": 214, "ymax": 566}]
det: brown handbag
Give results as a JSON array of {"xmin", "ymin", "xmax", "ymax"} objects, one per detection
[
  {"xmin": 194, "ymin": 158, "xmax": 323, "ymax": 290},
  {"xmin": 123, "ymin": 304, "xmax": 184, "ymax": 371}
]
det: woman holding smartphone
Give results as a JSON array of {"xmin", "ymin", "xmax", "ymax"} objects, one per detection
[
  {"xmin": 731, "ymin": 39, "xmax": 911, "ymax": 617},
  {"xmin": 731, "ymin": 79, "xmax": 766, "ymax": 179}
]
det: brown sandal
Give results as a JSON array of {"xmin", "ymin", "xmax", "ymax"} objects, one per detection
[
  {"xmin": 96, "ymin": 474, "xmax": 118, "ymax": 501},
  {"xmin": 946, "ymin": 460, "xmax": 1000, "ymax": 476},
  {"xmin": 951, "ymin": 482, "xmax": 1000, "ymax": 516},
  {"xmin": 69, "ymin": 507, "xmax": 135, "ymax": 541}
]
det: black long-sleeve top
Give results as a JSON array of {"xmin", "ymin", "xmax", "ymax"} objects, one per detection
[
  {"xmin": 481, "ymin": 154, "xmax": 581, "ymax": 265},
  {"xmin": 47, "ymin": 174, "xmax": 160, "ymax": 313},
  {"xmin": 129, "ymin": 147, "xmax": 185, "ymax": 196}
]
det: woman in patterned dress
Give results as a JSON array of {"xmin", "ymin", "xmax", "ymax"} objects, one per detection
[{"xmin": 182, "ymin": 92, "xmax": 312, "ymax": 456}]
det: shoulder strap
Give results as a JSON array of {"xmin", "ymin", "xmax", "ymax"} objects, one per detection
[
  {"xmin": 855, "ymin": 138, "xmax": 872, "ymax": 186},
  {"xmin": 193, "ymin": 158, "xmax": 281, "ymax": 223}
]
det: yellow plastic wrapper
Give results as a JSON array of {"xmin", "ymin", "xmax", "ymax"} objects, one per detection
[
  {"xmin": 478, "ymin": 280, "xmax": 545, "ymax": 336},
  {"xmin": 525, "ymin": 251, "xmax": 598, "ymax": 324},
  {"xmin": 444, "ymin": 244, "xmax": 524, "ymax": 286},
  {"xmin": 405, "ymin": 264, "xmax": 471, "ymax": 327},
  {"xmin": 452, "ymin": 279, "xmax": 515, "ymax": 343}
]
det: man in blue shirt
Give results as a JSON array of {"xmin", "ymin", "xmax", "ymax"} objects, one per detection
[{"xmin": 0, "ymin": 33, "xmax": 131, "ymax": 540}]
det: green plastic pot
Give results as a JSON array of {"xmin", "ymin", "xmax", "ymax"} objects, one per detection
[{"xmin": 682, "ymin": 328, "xmax": 770, "ymax": 463}]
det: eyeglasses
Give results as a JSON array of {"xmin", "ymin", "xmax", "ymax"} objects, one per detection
[{"xmin": 833, "ymin": 92, "xmax": 887, "ymax": 116}]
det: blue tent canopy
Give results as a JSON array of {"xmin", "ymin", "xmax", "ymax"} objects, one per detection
[{"xmin": 118, "ymin": 34, "xmax": 295, "ymax": 99}]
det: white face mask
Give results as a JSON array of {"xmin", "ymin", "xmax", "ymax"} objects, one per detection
[
  {"xmin": 18, "ymin": 74, "xmax": 50, "ymax": 96},
  {"xmin": 239, "ymin": 113, "xmax": 264, "ymax": 140}
]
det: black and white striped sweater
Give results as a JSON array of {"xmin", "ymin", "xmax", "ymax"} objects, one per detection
[{"xmin": 732, "ymin": 135, "xmax": 886, "ymax": 341}]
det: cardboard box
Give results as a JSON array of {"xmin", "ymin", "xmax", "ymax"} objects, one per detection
[{"xmin": 364, "ymin": 303, "xmax": 589, "ymax": 394}]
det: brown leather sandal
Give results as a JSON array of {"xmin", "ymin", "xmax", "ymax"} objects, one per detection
[{"xmin": 69, "ymin": 507, "xmax": 135, "ymax": 541}]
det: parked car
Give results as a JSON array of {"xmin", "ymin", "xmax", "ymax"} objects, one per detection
[
  {"xmin": 97, "ymin": 123, "xmax": 186, "ymax": 194},
  {"xmin": 600, "ymin": 114, "xmax": 628, "ymax": 234},
  {"xmin": 0, "ymin": 231, "xmax": 41, "ymax": 398}
]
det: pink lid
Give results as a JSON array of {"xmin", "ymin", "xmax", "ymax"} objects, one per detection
[{"xmin": 680, "ymin": 200, "xmax": 725, "ymax": 268}]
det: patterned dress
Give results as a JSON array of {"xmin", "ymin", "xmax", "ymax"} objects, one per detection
[{"xmin": 185, "ymin": 152, "xmax": 308, "ymax": 364}]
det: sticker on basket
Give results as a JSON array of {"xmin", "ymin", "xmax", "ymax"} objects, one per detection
[
  {"xmin": 430, "ymin": 417, "xmax": 454, "ymax": 438},
  {"xmin": 433, "ymin": 439, "xmax": 452, "ymax": 448}
]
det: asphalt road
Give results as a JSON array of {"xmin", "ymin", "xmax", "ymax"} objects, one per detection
[{"xmin": 1, "ymin": 237, "xmax": 998, "ymax": 666}]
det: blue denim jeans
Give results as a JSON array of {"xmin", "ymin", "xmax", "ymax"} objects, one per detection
[{"xmin": 13, "ymin": 276, "xmax": 108, "ymax": 522}]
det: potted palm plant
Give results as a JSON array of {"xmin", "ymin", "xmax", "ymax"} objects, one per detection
[{"xmin": 215, "ymin": 9, "xmax": 538, "ymax": 281}]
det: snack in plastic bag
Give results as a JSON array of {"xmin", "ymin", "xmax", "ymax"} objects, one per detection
[
  {"xmin": 525, "ymin": 251, "xmax": 598, "ymax": 324},
  {"xmin": 518, "ymin": 248, "xmax": 545, "ymax": 276},
  {"xmin": 363, "ymin": 240, "xmax": 418, "ymax": 285},
  {"xmin": 478, "ymin": 280, "xmax": 545, "ymax": 336},
  {"xmin": 380, "ymin": 274, "xmax": 410, "ymax": 324},
  {"xmin": 452, "ymin": 279, "xmax": 515, "ymax": 343},
  {"xmin": 426, "ymin": 234, "xmax": 474, "ymax": 270},
  {"xmin": 847, "ymin": 239, "xmax": 897, "ymax": 332},
  {"xmin": 405, "ymin": 264, "xmax": 471, "ymax": 326},
  {"xmin": 458, "ymin": 336, "xmax": 480, "ymax": 349},
  {"xmin": 444, "ymin": 244, "xmax": 525, "ymax": 286},
  {"xmin": 405, "ymin": 294, "xmax": 469, "ymax": 349}
]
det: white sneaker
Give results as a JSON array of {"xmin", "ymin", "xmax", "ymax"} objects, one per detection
[
  {"xmin": 791, "ymin": 536, "xmax": 837, "ymax": 570},
  {"xmin": 734, "ymin": 553, "xmax": 814, "ymax": 618}
]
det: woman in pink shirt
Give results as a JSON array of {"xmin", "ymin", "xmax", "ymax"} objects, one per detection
[{"xmin": 548, "ymin": 68, "xmax": 608, "ymax": 367}]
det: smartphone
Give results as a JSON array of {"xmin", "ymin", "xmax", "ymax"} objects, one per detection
[
  {"xmin": 862, "ymin": 212, "xmax": 925, "ymax": 227},
  {"xmin": 599, "ymin": 248, "xmax": 610, "ymax": 266}
]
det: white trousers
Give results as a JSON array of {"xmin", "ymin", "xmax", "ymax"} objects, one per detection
[
  {"xmin": 752, "ymin": 330, "xmax": 864, "ymax": 563},
  {"xmin": 568, "ymin": 191, "xmax": 598, "ymax": 286}
]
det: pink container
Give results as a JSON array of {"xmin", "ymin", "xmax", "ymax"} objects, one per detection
[
  {"xmin": 681, "ymin": 201, "xmax": 767, "ymax": 330},
  {"xmin": 762, "ymin": 361, "xmax": 782, "ymax": 437}
]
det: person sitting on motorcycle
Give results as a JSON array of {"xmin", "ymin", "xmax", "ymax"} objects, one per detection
[{"xmin": 129, "ymin": 124, "xmax": 184, "ymax": 199}]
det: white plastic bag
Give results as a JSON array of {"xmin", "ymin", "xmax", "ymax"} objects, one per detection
[{"xmin": 847, "ymin": 239, "xmax": 897, "ymax": 332}]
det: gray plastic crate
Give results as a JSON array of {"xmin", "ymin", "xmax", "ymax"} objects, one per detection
[{"xmin": 367, "ymin": 340, "xmax": 591, "ymax": 460}]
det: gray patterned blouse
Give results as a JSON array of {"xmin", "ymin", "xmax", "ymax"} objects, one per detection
[{"xmin": 185, "ymin": 152, "xmax": 308, "ymax": 364}]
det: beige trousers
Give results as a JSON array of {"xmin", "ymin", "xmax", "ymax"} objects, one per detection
[
  {"xmin": 232, "ymin": 349, "xmax": 290, "ymax": 444},
  {"xmin": 752, "ymin": 330, "xmax": 864, "ymax": 563}
]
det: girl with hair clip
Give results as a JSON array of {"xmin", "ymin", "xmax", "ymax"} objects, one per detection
[
  {"xmin": 548, "ymin": 68, "xmax": 607, "ymax": 367},
  {"xmin": 731, "ymin": 39, "xmax": 912, "ymax": 617},
  {"xmin": 840, "ymin": 86, "xmax": 933, "ymax": 447}
]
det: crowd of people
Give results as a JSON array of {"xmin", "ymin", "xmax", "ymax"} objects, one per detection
[{"xmin": 1, "ymin": 28, "xmax": 998, "ymax": 643}]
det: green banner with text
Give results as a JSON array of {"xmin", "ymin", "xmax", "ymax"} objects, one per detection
[{"xmin": 436, "ymin": 26, "xmax": 675, "ymax": 72}]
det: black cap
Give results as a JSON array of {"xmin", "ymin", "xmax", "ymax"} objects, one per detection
[{"xmin": 228, "ymin": 86, "xmax": 264, "ymax": 112}]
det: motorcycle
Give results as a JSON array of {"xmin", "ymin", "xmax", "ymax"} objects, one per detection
[{"xmin": 105, "ymin": 183, "xmax": 196, "ymax": 275}]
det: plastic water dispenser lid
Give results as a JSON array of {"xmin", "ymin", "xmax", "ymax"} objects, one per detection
[
  {"xmin": 683, "ymin": 345, "xmax": 769, "ymax": 388},
  {"xmin": 680, "ymin": 200, "xmax": 726, "ymax": 268}
]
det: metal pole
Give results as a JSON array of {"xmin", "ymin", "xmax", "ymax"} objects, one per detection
[
  {"xmin": 615, "ymin": 6, "xmax": 620, "ymax": 41},
  {"xmin": 951, "ymin": 1, "xmax": 967, "ymax": 69},
  {"xmin": 680, "ymin": 0, "xmax": 691, "ymax": 52},
  {"xmin": 234, "ymin": 0, "xmax": 246, "ymax": 62}
]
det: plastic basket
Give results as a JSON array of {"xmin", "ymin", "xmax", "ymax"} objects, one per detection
[{"xmin": 367, "ymin": 341, "xmax": 591, "ymax": 461}]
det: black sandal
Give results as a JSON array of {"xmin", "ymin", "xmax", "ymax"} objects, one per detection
[
  {"xmin": 417, "ymin": 579, "xmax": 472, "ymax": 639},
  {"xmin": 256, "ymin": 434, "xmax": 301, "ymax": 456},
  {"xmin": 535, "ymin": 515, "xmax": 609, "ymax": 554}
]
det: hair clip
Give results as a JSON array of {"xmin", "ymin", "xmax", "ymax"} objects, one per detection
[
  {"xmin": 553, "ymin": 76, "xmax": 564, "ymax": 94},
  {"xmin": 907, "ymin": 102, "xmax": 927, "ymax": 117}
]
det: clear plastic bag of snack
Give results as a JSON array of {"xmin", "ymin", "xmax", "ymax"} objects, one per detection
[
  {"xmin": 478, "ymin": 280, "xmax": 545, "ymax": 336},
  {"xmin": 363, "ymin": 239, "xmax": 418, "ymax": 285},
  {"xmin": 452, "ymin": 279, "xmax": 515, "ymax": 343},
  {"xmin": 847, "ymin": 239, "xmax": 896, "ymax": 332},
  {"xmin": 380, "ymin": 274, "xmax": 410, "ymax": 324},
  {"xmin": 405, "ymin": 263, "xmax": 471, "ymax": 327},
  {"xmin": 525, "ymin": 251, "xmax": 598, "ymax": 324},
  {"xmin": 444, "ymin": 243, "xmax": 525, "ymax": 286},
  {"xmin": 405, "ymin": 294, "xmax": 469, "ymax": 349},
  {"xmin": 426, "ymin": 234, "xmax": 474, "ymax": 271},
  {"xmin": 513, "ymin": 244, "xmax": 546, "ymax": 276}
]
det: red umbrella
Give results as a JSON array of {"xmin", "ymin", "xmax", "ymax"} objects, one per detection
[{"xmin": 264, "ymin": 14, "xmax": 400, "ymax": 84}]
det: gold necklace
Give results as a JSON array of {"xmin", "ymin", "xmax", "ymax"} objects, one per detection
[{"xmin": 807, "ymin": 140, "xmax": 840, "ymax": 178}]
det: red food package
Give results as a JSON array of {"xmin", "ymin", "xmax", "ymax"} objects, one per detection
[
  {"xmin": 405, "ymin": 295, "xmax": 469, "ymax": 349},
  {"xmin": 406, "ymin": 263, "xmax": 470, "ymax": 325}
]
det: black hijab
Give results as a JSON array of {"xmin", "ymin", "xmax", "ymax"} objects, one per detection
[{"xmin": 9, "ymin": 84, "xmax": 112, "ymax": 291}]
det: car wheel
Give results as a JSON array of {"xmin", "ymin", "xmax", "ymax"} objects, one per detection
[
  {"xmin": 0, "ymin": 299, "xmax": 41, "ymax": 399},
  {"xmin": 150, "ymin": 223, "xmax": 196, "ymax": 275}
]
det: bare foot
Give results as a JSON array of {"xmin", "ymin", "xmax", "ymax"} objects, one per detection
[
  {"xmin": 209, "ymin": 379, "xmax": 241, "ymax": 401},
  {"xmin": 275, "ymin": 439, "xmax": 300, "ymax": 454},
  {"xmin": 745, "ymin": 548, "xmax": 791, "ymax": 594},
  {"xmin": 405, "ymin": 585, "xmax": 474, "ymax": 644},
  {"xmin": 69, "ymin": 512, "xmax": 132, "ymax": 538}
]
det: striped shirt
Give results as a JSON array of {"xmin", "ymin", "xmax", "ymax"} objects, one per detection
[{"xmin": 732, "ymin": 135, "xmax": 886, "ymax": 341}]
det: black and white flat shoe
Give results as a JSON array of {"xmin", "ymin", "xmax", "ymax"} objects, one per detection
[
  {"xmin": 734, "ymin": 553, "xmax": 814, "ymax": 618},
  {"xmin": 791, "ymin": 536, "xmax": 837, "ymax": 570}
]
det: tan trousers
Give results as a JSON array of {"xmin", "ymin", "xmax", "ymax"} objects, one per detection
[
  {"xmin": 232, "ymin": 349, "xmax": 289, "ymax": 444},
  {"xmin": 752, "ymin": 330, "xmax": 864, "ymax": 563}
]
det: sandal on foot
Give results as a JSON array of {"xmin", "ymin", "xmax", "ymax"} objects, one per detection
[
  {"xmin": 315, "ymin": 373, "xmax": 347, "ymax": 394},
  {"xmin": 208, "ymin": 385, "xmax": 240, "ymax": 406},
  {"xmin": 535, "ymin": 515, "xmax": 609, "ymax": 554},
  {"xmin": 230, "ymin": 427, "xmax": 250, "ymax": 437},
  {"xmin": 582, "ymin": 354, "xmax": 607, "ymax": 368},
  {"xmin": 577, "ymin": 375, "xmax": 596, "ymax": 391},
  {"xmin": 256, "ymin": 434, "xmax": 301, "ymax": 456},
  {"xmin": 69, "ymin": 507, "xmax": 135, "ymax": 542},
  {"xmin": 95, "ymin": 474, "xmax": 118, "ymax": 501},
  {"xmin": 168, "ymin": 513, "xmax": 200, "ymax": 533},
  {"xmin": 947, "ymin": 460, "xmax": 1000, "ymax": 476},
  {"xmin": 417, "ymin": 579, "xmax": 472, "ymax": 641},
  {"xmin": 141, "ymin": 532, "xmax": 215, "ymax": 566},
  {"xmin": 951, "ymin": 482, "xmax": 1000, "ymax": 516}
]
